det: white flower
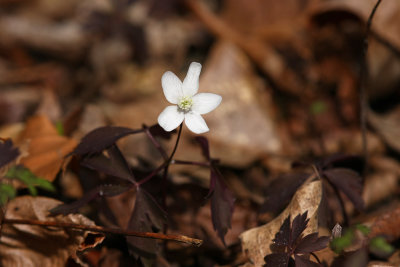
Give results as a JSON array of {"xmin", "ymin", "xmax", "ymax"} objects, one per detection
[{"xmin": 158, "ymin": 62, "xmax": 222, "ymax": 134}]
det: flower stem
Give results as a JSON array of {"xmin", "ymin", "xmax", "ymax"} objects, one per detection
[
  {"xmin": 167, "ymin": 124, "xmax": 183, "ymax": 164},
  {"xmin": 143, "ymin": 125, "xmax": 168, "ymax": 160},
  {"xmin": 136, "ymin": 124, "xmax": 183, "ymax": 186}
]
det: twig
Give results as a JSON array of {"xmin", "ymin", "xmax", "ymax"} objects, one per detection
[
  {"xmin": 2, "ymin": 218, "xmax": 203, "ymax": 247},
  {"xmin": 360, "ymin": 0, "xmax": 382, "ymax": 171},
  {"xmin": 171, "ymin": 159, "xmax": 210, "ymax": 167}
]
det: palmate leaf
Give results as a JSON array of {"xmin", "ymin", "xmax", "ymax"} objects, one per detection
[
  {"xmin": 291, "ymin": 212, "xmax": 309, "ymax": 245},
  {"xmin": 210, "ymin": 168, "xmax": 235, "ymax": 245},
  {"xmin": 73, "ymin": 126, "xmax": 142, "ymax": 156},
  {"xmin": 260, "ymin": 172, "xmax": 309, "ymax": 214},
  {"xmin": 295, "ymin": 233, "xmax": 330, "ymax": 254},
  {"xmin": 271, "ymin": 216, "xmax": 291, "ymax": 251},
  {"xmin": 196, "ymin": 136, "xmax": 234, "ymax": 245},
  {"xmin": 126, "ymin": 188, "xmax": 167, "ymax": 258},
  {"xmin": 322, "ymin": 168, "xmax": 364, "ymax": 211},
  {"xmin": 318, "ymin": 154, "xmax": 364, "ymax": 174},
  {"xmin": 265, "ymin": 212, "xmax": 328, "ymax": 267},
  {"xmin": 81, "ymin": 145, "xmax": 136, "ymax": 183},
  {"xmin": 148, "ymin": 124, "xmax": 176, "ymax": 140},
  {"xmin": 264, "ymin": 253, "xmax": 290, "ymax": 267},
  {"xmin": 294, "ymin": 255, "xmax": 322, "ymax": 267},
  {"xmin": 0, "ymin": 139, "xmax": 20, "ymax": 168},
  {"xmin": 51, "ymin": 183, "xmax": 132, "ymax": 215}
]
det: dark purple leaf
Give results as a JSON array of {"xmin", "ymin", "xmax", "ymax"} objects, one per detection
[
  {"xmin": 148, "ymin": 124, "xmax": 176, "ymax": 140},
  {"xmin": 73, "ymin": 126, "xmax": 141, "ymax": 156},
  {"xmin": 50, "ymin": 184, "xmax": 132, "ymax": 215},
  {"xmin": 0, "ymin": 139, "xmax": 19, "ymax": 168},
  {"xmin": 195, "ymin": 136, "xmax": 210, "ymax": 160},
  {"xmin": 210, "ymin": 168, "xmax": 234, "ymax": 245},
  {"xmin": 319, "ymin": 154, "xmax": 364, "ymax": 173},
  {"xmin": 295, "ymin": 233, "xmax": 330, "ymax": 254},
  {"xmin": 261, "ymin": 173, "xmax": 309, "ymax": 214},
  {"xmin": 81, "ymin": 145, "xmax": 135, "ymax": 183},
  {"xmin": 271, "ymin": 216, "xmax": 291, "ymax": 252},
  {"xmin": 264, "ymin": 253, "xmax": 290, "ymax": 267},
  {"xmin": 126, "ymin": 188, "xmax": 167, "ymax": 258},
  {"xmin": 267, "ymin": 213, "xmax": 328, "ymax": 267},
  {"xmin": 294, "ymin": 255, "xmax": 323, "ymax": 267},
  {"xmin": 323, "ymin": 168, "xmax": 364, "ymax": 211},
  {"xmin": 291, "ymin": 212, "xmax": 309, "ymax": 245}
]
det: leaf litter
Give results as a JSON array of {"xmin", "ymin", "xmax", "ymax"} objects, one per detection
[{"xmin": 0, "ymin": 0, "xmax": 400, "ymax": 266}]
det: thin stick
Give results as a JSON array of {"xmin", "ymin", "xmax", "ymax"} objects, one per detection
[
  {"xmin": 360, "ymin": 0, "xmax": 382, "ymax": 170},
  {"xmin": 171, "ymin": 159, "xmax": 210, "ymax": 167},
  {"xmin": 2, "ymin": 218, "xmax": 203, "ymax": 247}
]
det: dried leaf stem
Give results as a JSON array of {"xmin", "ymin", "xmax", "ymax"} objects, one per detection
[
  {"xmin": 2, "ymin": 218, "xmax": 203, "ymax": 246},
  {"xmin": 360, "ymin": 0, "xmax": 382, "ymax": 170}
]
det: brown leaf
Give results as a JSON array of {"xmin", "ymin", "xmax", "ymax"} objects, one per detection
[
  {"xmin": 0, "ymin": 196, "xmax": 104, "ymax": 267},
  {"xmin": 240, "ymin": 179, "xmax": 322, "ymax": 266},
  {"xmin": 369, "ymin": 107, "xmax": 400, "ymax": 153},
  {"xmin": 197, "ymin": 41, "xmax": 282, "ymax": 167},
  {"xmin": 17, "ymin": 115, "xmax": 77, "ymax": 182},
  {"xmin": 366, "ymin": 202, "xmax": 400, "ymax": 242}
]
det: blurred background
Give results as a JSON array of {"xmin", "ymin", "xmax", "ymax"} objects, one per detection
[{"xmin": 1, "ymin": 0, "xmax": 400, "ymax": 266}]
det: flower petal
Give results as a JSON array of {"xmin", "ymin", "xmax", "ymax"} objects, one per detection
[
  {"xmin": 182, "ymin": 62, "xmax": 201, "ymax": 97},
  {"xmin": 192, "ymin": 93, "xmax": 222, "ymax": 115},
  {"xmin": 184, "ymin": 112, "xmax": 209, "ymax": 134},
  {"xmin": 162, "ymin": 71, "xmax": 182, "ymax": 104},
  {"xmin": 158, "ymin": 106, "xmax": 184, "ymax": 132}
]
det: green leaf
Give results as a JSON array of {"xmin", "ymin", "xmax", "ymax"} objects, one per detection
[
  {"xmin": 55, "ymin": 121, "xmax": 64, "ymax": 136},
  {"xmin": 0, "ymin": 183, "xmax": 16, "ymax": 205},
  {"xmin": 5, "ymin": 165, "xmax": 55, "ymax": 195},
  {"xmin": 356, "ymin": 224, "xmax": 370, "ymax": 236},
  {"xmin": 310, "ymin": 100, "xmax": 327, "ymax": 115},
  {"xmin": 369, "ymin": 237, "xmax": 394, "ymax": 257},
  {"xmin": 330, "ymin": 229, "xmax": 354, "ymax": 254}
]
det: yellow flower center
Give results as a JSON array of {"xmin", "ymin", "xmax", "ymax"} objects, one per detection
[{"xmin": 178, "ymin": 96, "xmax": 193, "ymax": 111}]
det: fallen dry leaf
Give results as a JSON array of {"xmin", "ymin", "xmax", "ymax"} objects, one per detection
[
  {"xmin": 365, "ymin": 202, "xmax": 400, "ymax": 242},
  {"xmin": 17, "ymin": 114, "xmax": 77, "ymax": 182},
  {"xmin": 363, "ymin": 156, "xmax": 400, "ymax": 208},
  {"xmin": 240, "ymin": 178, "xmax": 322, "ymax": 266},
  {"xmin": 369, "ymin": 107, "xmax": 400, "ymax": 154},
  {"xmin": 0, "ymin": 196, "xmax": 104, "ymax": 267},
  {"xmin": 198, "ymin": 40, "xmax": 282, "ymax": 167}
]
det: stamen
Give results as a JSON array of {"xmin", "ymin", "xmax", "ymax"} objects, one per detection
[{"xmin": 178, "ymin": 96, "xmax": 193, "ymax": 111}]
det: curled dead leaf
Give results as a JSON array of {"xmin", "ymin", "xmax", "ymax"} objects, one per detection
[
  {"xmin": 0, "ymin": 196, "xmax": 104, "ymax": 267},
  {"xmin": 239, "ymin": 178, "xmax": 322, "ymax": 266}
]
